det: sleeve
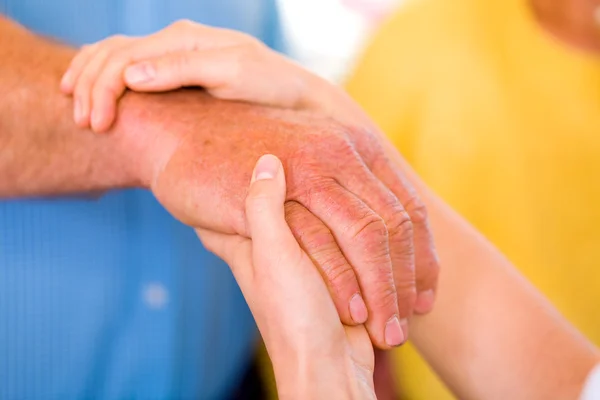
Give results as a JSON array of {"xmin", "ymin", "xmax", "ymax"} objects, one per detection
[{"xmin": 581, "ymin": 364, "xmax": 600, "ymax": 400}]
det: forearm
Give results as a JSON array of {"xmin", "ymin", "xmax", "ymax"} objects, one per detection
[
  {"xmin": 407, "ymin": 169, "xmax": 600, "ymax": 399},
  {"xmin": 0, "ymin": 15, "xmax": 141, "ymax": 197}
]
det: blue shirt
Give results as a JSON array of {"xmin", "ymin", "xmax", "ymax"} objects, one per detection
[{"xmin": 0, "ymin": 1, "xmax": 284, "ymax": 398}]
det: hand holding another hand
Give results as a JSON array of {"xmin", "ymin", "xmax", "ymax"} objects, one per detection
[
  {"xmin": 60, "ymin": 20, "xmax": 441, "ymax": 348},
  {"xmin": 198, "ymin": 154, "xmax": 376, "ymax": 400}
]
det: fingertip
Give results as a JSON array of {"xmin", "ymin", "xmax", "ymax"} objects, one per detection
[
  {"xmin": 73, "ymin": 97, "xmax": 90, "ymax": 128},
  {"xmin": 349, "ymin": 293, "xmax": 368, "ymax": 324},
  {"xmin": 91, "ymin": 99, "xmax": 117, "ymax": 133},
  {"xmin": 60, "ymin": 70, "xmax": 74, "ymax": 93},
  {"xmin": 414, "ymin": 289, "xmax": 436, "ymax": 314},
  {"xmin": 90, "ymin": 109, "xmax": 109, "ymax": 133},
  {"xmin": 251, "ymin": 154, "xmax": 282, "ymax": 184},
  {"xmin": 384, "ymin": 315, "xmax": 405, "ymax": 348}
]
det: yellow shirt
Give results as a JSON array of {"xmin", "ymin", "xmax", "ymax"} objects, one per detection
[{"xmin": 347, "ymin": 0, "xmax": 600, "ymax": 398}]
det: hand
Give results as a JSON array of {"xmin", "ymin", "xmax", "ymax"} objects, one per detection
[
  {"xmin": 117, "ymin": 89, "xmax": 432, "ymax": 349},
  {"xmin": 60, "ymin": 20, "xmax": 317, "ymax": 132},
  {"xmin": 61, "ymin": 21, "xmax": 441, "ymax": 346},
  {"xmin": 197, "ymin": 154, "xmax": 376, "ymax": 400}
]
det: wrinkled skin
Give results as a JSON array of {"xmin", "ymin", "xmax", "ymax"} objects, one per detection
[{"xmin": 119, "ymin": 89, "xmax": 437, "ymax": 349}]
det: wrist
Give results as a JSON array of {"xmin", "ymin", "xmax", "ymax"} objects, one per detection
[
  {"xmin": 113, "ymin": 91, "xmax": 182, "ymax": 190},
  {"xmin": 272, "ymin": 350, "xmax": 359, "ymax": 400}
]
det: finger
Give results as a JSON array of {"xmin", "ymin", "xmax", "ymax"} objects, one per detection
[
  {"xmin": 71, "ymin": 36, "xmax": 130, "ymax": 128},
  {"xmin": 60, "ymin": 43, "xmax": 98, "ymax": 94},
  {"xmin": 295, "ymin": 179, "xmax": 403, "ymax": 349},
  {"xmin": 353, "ymin": 129, "xmax": 440, "ymax": 315},
  {"xmin": 85, "ymin": 31, "xmax": 193, "ymax": 132},
  {"xmin": 123, "ymin": 47, "xmax": 243, "ymax": 93},
  {"xmin": 339, "ymin": 164, "xmax": 416, "ymax": 341},
  {"xmin": 245, "ymin": 154, "xmax": 301, "ymax": 264},
  {"xmin": 88, "ymin": 52, "xmax": 132, "ymax": 132},
  {"xmin": 96, "ymin": 20, "xmax": 250, "ymax": 93},
  {"xmin": 285, "ymin": 201, "xmax": 367, "ymax": 326}
]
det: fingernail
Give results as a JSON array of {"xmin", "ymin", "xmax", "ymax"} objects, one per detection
[
  {"xmin": 125, "ymin": 62, "xmax": 156, "ymax": 84},
  {"xmin": 61, "ymin": 70, "xmax": 72, "ymax": 90},
  {"xmin": 385, "ymin": 315, "xmax": 405, "ymax": 347},
  {"xmin": 349, "ymin": 293, "xmax": 368, "ymax": 324},
  {"xmin": 253, "ymin": 154, "xmax": 280, "ymax": 182},
  {"xmin": 415, "ymin": 289, "xmax": 435, "ymax": 313},
  {"xmin": 74, "ymin": 98, "xmax": 82, "ymax": 122}
]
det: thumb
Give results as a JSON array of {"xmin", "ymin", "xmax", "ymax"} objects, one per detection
[
  {"xmin": 246, "ymin": 154, "xmax": 288, "ymax": 243},
  {"xmin": 246, "ymin": 154, "xmax": 307, "ymax": 272}
]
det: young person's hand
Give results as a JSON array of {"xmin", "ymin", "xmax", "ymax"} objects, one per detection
[
  {"xmin": 60, "ymin": 20, "xmax": 319, "ymax": 133},
  {"xmin": 197, "ymin": 154, "xmax": 376, "ymax": 400}
]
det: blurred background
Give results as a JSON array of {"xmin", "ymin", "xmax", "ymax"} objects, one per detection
[{"xmin": 277, "ymin": 0, "xmax": 403, "ymax": 82}]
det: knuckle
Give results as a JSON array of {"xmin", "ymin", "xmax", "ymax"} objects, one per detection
[
  {"xmin": 385, "ymin": 206, "xmax": 413, "ymax": 241},
  {"xmin": 172, "ymin": 19, "xmax": 198, "ymax": 34},
  {"xmin": 321, "ymin": 257, "xmax": 357, "ymax": 297},
  {"xmin": 172, "ymin": 53, "xmax": 191, "ymax": 72},
  {"xmin": 107, "ymin": 49, "xmax": 132, "ymax": 68},
  {"xmin": 79, "ymin": 44, "xmax": 94, "ymax": 53},
  {"xmin": 245, "ymin": 191, "xmax": 275, "ymax": 212},
  {"xmin": 402, "ymin": 194, "xmax": 429, "ymax": 225},
  {"xmin": 109, "ymin": 34, "xmax": 127, "ymax": 43},
  {"xmin": 370, "ymin": 284, "xmax": 398, "ymax": 312},
  {"xmin": 96, "ymin": 83, "xmax": 121, "ymax": 102},
  {"xmin": 349, "ymin": 212, "xmax": 388, "ymax": 244},
  {"xmin": 395, "ymin": 275, "xmax": 417, "ymax": 294}
]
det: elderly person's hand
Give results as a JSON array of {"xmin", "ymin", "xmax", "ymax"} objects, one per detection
[
  {"xmin": 198, "ymin": 154, "xmax": 376, "ymax": 400},
  {"xmin": 60, "ymin": 21, "xmax": 441, "ymax": 349}
]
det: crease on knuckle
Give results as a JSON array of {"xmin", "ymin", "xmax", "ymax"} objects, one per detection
[
  {"xmin": 402, "ymin": 194, "xmax": 428, "ymax": 225},
  {"xmin": 171, "ymin": 53, "xmax": 191, "ymax": 74},
  {"xmin": 322, "ymin": 260, "xmax": 356, "ymax": 297},
  {"xmin": 385, "ymin": 207, "xmax": 413, "ymax": 242},
  {"xmin": 349, "ymin": 212, "xmax": 388, "ymax": 244},
  {"xmin": 290, "ymin": 176, "xmax": 336, "ymax": 209}
]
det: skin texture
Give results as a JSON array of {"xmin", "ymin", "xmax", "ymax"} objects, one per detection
[
  {"xmin": 223, "ymin": 151, "xmax": 600, "ymax": 400},
  {"xmin": 199, "ymin": 154, "xmax": 376, "ymax": 400},
  {"xmin": 0, "ymin": 15, "xmax": 443, "ymax": 350},
  {"xmin": 123, "ymin": 90, "xmax": 411, "ymax": 348}
]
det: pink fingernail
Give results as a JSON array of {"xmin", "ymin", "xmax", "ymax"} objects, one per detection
[
  {"xmin": 349, "ymin": 293, "xmax": 368, "ymax": 324},
  {"xmin": 415, "ymin": 289, "xmax": 435, "ymax": 313},
  {"xmin": 253, "ymin": 154, "xmax": 280, "ymax": 182},
  {"xmin": 125, "ymin": 63, "xmax": 156, "ymax": 84},
  {"xmin": 61, "ymin": 70, "xmax": 72, "ymax": 90},
  {"xmin": 385, "ymin": 316, "xmax": 404, "ymax": 347}
]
